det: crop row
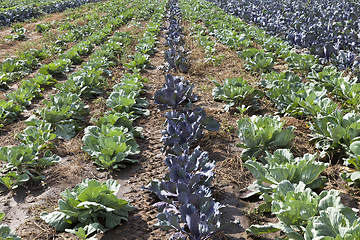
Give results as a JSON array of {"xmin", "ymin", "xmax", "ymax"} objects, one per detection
[
  {"xmin": 81, "ymin": 1, "xmax": 166, "ymax": 171},
  {"xmin": 144, "ymin": 1, "xmax": 241, "ymax": 239},
  {"xmin": 0, "ymin": 0, "xmax": 166, "ymax": 238},
  {"xmin": 180, "ymin": 0, "xmax": 360, "ymax": 239},
  {"xmin": 208, "ymin": 0, "xmax": 360, "ymax": 74},
  {"xmin": 0, "ymin": 0, "xmax": 138, "ymax": 191},
  {"xmin": 187, "ymin": 0, "xmax": 360, "ymax": 185},
  {"xmin": 182, "ymin": 0, "xmax": 360, "ymax": 158},
  {"xmin": 161, "ymin": 0, "xmax": 190, "ymax": 73},
  {"xmin": 39, "ymin": 2, "xmax": 166, "ymax": 238},
  {"xmin": 0, "ymin": 0, "xmax": 137, "ymax": 128},
  {"xmin": 0, "ymin": 0, "xmax": 106, "ymax": 27},
  {"xmin": 0, "ymin": 0, "xmax": 134, "ymax": 91}
]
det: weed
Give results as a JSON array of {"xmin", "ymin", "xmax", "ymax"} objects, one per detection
[
  {"xmin": 219, "ymin": 121, "xmax": 236, "ymax": 139},
  {"xmin": 199, "ymin": 84, "xmax": 212, "ymax": 93}
]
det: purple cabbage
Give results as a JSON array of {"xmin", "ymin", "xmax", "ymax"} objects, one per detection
[
  {"xmin": 161, "ymin": 109, "xmax": 219, "ymax": 155},
  {"xmin": 154, "ymin": 74, "xmax": 198, "ymax": 111},
  {"xmin": 146, "ymin": 148, "xmax": 230, "ymax": 240},
  {"xmin": 148, "ymin": 147, "xmax": 215, "ymax": 202},
  {"xmin": 164, "ymin": 108, "xmax": 220, "ymax": 132},
  {"xmin": 147, "ymin": 1, "xmax": 238, "ymax": 238},
  {"xmin": 166, "ymin": 19, "xmax": 183, "ymax": 47},
  {"xmin": 161, "ymin": 119, "xmax": 202, "ymax": 155},
  {"xmin": 164, "ymin": 48, "xmax": 191, "ymax": 73},
  {"xmin": 207, "ymin": 0, "xmax": 360, "ymax": 72},
  {"xmin": 155, "ymin": 192, "xmax": 225, "ymax": 240},
  {"xmin": 161, "ymin": 0, "xmax": 190, "ymax": 73}
]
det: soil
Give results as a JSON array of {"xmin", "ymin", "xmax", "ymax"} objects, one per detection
[{"xmin": 0, "ymin": 6, "xmax": 360, "ymax": 240}]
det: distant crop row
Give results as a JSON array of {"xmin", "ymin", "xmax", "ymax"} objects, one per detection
[
  {"xmin": 0, "ymin": 0, "xmax": 105, "ymax": 26},
  {"xmin": 0, "ymin": 0, "xmax": 135, "ymax": 128},
  {"xmin": 209, "ymin": 0, "xmax": 360, "ymax": 74}
]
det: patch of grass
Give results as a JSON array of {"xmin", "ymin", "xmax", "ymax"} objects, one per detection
[
  {"xmin": 11, "ymin": 28, "xmax": 66, "ymax": 59},
  {"xmin": 241, "ymin": 206, "xmax": 268, "ymax": 226},
  {"xmin": 13, "ymin": 40, "xmax": 42, "ymax": 56},
  {"xmin": 92, "ymin": 96, "xmax": 106, "ymax": 107},
  {"xmin": 63, "ymin": 136, "xmax": 84, "ymax": 156},
  {"xmin": 199, "ymin": 84, "xmax": 212, "ymax": 93},
  {"xmin": 219, "ymin": 121, "xmax": 236, "ymax": 139},
  {"xmin": 205, "ymin": 54, "xmax": 226, "ymax": 66},
  {"xmin": 42, "ymin": 30, "xmax": 64, "ymax": 43},
  {"xmin": 91, "ymin": 97, "xmax": 107, "ymax": 121}
]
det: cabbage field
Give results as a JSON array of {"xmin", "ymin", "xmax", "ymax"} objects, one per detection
[{"xmin": 1, "ymin": 0, "xmax": 360, "ymax": 239}]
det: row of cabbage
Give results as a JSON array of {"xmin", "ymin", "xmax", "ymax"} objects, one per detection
[
  {"xmin": 0, "ymin": 0, "xmax": 105, "ymax": 27},
  {"xmin": 0, "ymin": 0, "xmax": 137, "ymax": 193},
  {"xmin": 181, "ymin": 0, "xmax": 360, "ymax": 239},
  {"xmin": 38, "ymin": 2, "xmax": 166, "ymax": 239},
  {"xmin": 144, "ymin": 1, "xmax": 239, "ymax": 239},
  {"xmin": 81, "ymin": 0, "xmax": 166, "ymax": 171},
  {"xmin": 160, "ymin": 0, "xmax": 190, "ymax": 73},
  {"xmin": 183, "ymin": 0, "xmax": 360, "ymax": 184},
  {"xmin": 208, "ymin": 0, "xmax": 360, "ymax": 74},
  {"xmin": 0, "ymin": 0, "xmax": 134, "ymax": 127},
  {"xmin": 0, "ymin": 0, "xmax": 131, "ymax": 90},
  {"xmin": 0, "ymin": 1, "xmax": 136, "ymax": 238},
  {"xmin": 0, "ymin": 0, "xmax": 166, "ymax": 239}
]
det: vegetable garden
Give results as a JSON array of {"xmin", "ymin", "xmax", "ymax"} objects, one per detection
[{"xmin": 1, "ymin": 0, "xmax": 360, "ymax": 239}]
